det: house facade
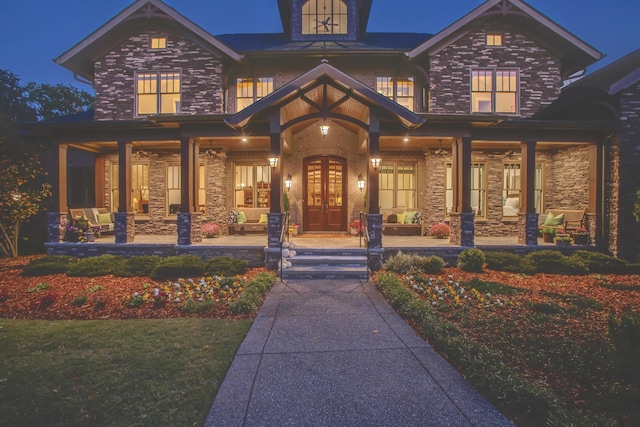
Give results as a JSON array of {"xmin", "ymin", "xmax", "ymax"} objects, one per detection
[{"xmin": 38, "ymin": 0, "xmax": 638, "ymax": 262}]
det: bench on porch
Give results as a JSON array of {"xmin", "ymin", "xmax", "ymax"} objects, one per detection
[
  {"xmin": 381, "ymin": 209, "xmax": 424, "ymax": 236},
  {"xmin": 538, "ymin": 209, "xmax": 586, "ymax": 234},
  {"xmin": 69, "ymin": 208, "xmax": 115, "ymax": 233},
  {"xmin": 228, "ymin": 208, "xmax": 270, "ymax": 235}
]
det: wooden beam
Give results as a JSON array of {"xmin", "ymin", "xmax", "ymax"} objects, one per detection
[
  {"xmin": 180, "ymin": 138, "xmax": 195, "ymax": 213},
  {"xmin": 94, "ymin": 154, "xmax": 105, "ymax": 208},
  {"xmin": 269, "ymin": 112, "xmax": 282, "ymax": 214},
  {"xmin": 459, "ymin": 137, "xmax": 472, "ymax": 213},
  {"xmin": 49, "ymin": 144, "xmax": 68, "ymax": 212},
  {"xmin": 117, "ymin": 141, "xmax": 132, "ymax": 213},
  {"xmin": 520, "ymin": 141, "xmax": 537, "ymax": 214},
  {"xmin": 368, "ymin": 112, "xmax": 380, "ymax": 214}
]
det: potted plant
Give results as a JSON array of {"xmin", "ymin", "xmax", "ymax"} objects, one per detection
[
  {"xmin": 63, "ymin": 225, "xmax": 82, "ymax": 242},
  {"xmin": 554, "ymin": 234, "xmax": 573, "ymax": 247},
  {"xmin": 571, "ymin": 227, "xmax": 589, "ymax": 245},
  {"xmin": 541, "ymin": 226, "xmax": 556, "ymax": 243},
  {"xmin": 429, "ymin": 223, "xmax": 450, "ymax": 239},
  {"xmin": 202, "ymin": 222, "xmax": 221, "ymax": 238},
  {"xmin": 349, "ymin": 218, "xmax": 364, "ymax": 236}
]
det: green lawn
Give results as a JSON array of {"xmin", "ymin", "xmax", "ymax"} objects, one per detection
[{"xmin": 0, "ymin": 319, "xmax": 251, "ymax": 427}]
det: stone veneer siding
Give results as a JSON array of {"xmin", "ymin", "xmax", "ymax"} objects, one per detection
[
  {"xmin": 94, "ymin": 27, "xmax": 223, "ymax": 120},
  {"xmin": 428, "ymin": 24, "xmax": 561, "ymax": 116}
]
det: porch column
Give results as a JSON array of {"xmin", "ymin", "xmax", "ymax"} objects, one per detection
[
  {"xmin": 177, "ymin": 138, "xmax": 202, "ymax": 245},
  {"xmin": 46, "ymin": 144, "xmax": 68, "ymax": 243},
  {"xmin": 94, "ymin": 154, "xmax": 106, "ymax": 208},
  {"xmin": 115, "ymin": 140, "xmax": 135, "ymax": 243},
  {"xmin": 589, "ymin": 144, "xmax": 604, "ymax": 249},
  {"xmin": 519, "ymin": 140, "xmax": 538, "ymax": 245},
  {"xmin": 450, "ymin": 137, "xmax": 474, "ymax": 246},
  {"xmin": 266, "ymin": 112, "xmax": 284, "ymax": 269},
  {"xmin": 367, "ymin": 113, "xmax": 380, "ymax": 214}
]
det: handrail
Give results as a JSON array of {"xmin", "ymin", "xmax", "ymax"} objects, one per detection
[
  {"xmin": 359, "ymin": 212, "xmax": 370, "ymax": 282},
  {"xmin": 279, "ymin": 212, "xmax": 290, "ymax": 281}
]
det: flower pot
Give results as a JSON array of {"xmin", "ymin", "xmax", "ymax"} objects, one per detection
[
  {"xmin": 85, "ymin": 232, "xmax": 96, "ymax": 242},
  {"xmin": 542, "ymin": 233, "xmax": 555, "ymax": 243}
]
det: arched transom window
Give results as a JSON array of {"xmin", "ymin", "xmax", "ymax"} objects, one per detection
[{"xmin": 302, "ymin": 0, "xmax": 348, "ymax": 35}]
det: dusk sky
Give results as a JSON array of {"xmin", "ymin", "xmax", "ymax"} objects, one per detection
[{"xmin": 1, "ymin": 0, "xmax": 639, "ymax": 91}]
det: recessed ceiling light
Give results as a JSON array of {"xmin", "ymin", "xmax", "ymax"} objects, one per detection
[
  {"xmin": 241, "ymin": 138, "xmax": 248, "ymax": 142},
  {"xmin": 403, "ymin": 137, "xmax": 409, "ymax": 142}
]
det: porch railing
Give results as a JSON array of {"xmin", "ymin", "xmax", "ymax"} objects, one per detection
[
  {"xmin": 279, "ymin": 212, "xmax": 290, "ymax": 281},
  {"xmin": 359, "ymin": 211, "xmax": 370, "ymax": 282}
]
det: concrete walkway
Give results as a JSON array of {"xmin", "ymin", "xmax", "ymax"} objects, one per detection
[{"xmin": 205, "ymin": 279, "xmax": 513, "ymax": 427}]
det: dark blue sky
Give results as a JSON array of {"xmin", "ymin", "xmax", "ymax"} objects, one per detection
[{"xmin": 2, "ymin": 0, "xmax": 638, "ymax": 91}]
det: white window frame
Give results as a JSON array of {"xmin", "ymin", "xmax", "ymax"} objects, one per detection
[
  {"xmin": 376, "ymin": 77, "xmax": 415, "ymax": 112},
  {"xmin": 236, "ymin": 77, "xmax": 274, "ymax": 112},
  {"xmin": 445, "ymin": 163, "xmax": 487, "ymax": 218},
  {"xmin": 471, "ymin": 68, "xmax": 518, "ymax": 114},
  {"xmin": 379, "ymin": 162, "xmax": 417, "ymax": 209},
  {"xmin": 110, "ymin": 162, "xmax": 150, "ymax": 215},
  {"xmin": 135, "ymin": 71, "xmax": 181, "ymax": 116}
]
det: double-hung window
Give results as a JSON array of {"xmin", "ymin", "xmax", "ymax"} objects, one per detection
[
  {"xmin": 236, "ymin": 77, "xmax": 274, "ymax": 112},
  {"xmin": 166, "ymin": 164, "xmax": 206, "ymax": 215},
  {"xmin": 379, "ymin": 163, "xmax": 417, "ymax": 209},
  {"xmin": 445, "ymin": 163, "xmax": 486, "ymax": 217},
  {"xmin": 502, "ymin": 163, "xmax": 544, "ymax": 216},
  {"xmin": 376, "ymin": 77, "xmax": 415, "ymax": 111},
  {"xmin": 136, "ymin": 72, "xmax": 181, "ymax": 115},
  {"xmin": 471, "ymin": 69, "xmax": 518, "ymax": 114}
]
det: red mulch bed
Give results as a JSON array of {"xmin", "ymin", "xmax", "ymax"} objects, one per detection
[{"xmin": 0, "ymin": 256, "xmax": 268, "ymax": 320}]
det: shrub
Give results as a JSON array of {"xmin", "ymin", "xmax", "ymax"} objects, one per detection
[
  {"xmin": 525, "ymin": 250, "xmax": 588, "ymax": 275},
  {"xmin": 428, "ymin": 223, "xmax": 450, "ymax": 238},
  {"xmin": 116, "ymin": 255, "xmax": 162, "ymax": 277},
  {"xmin": 205, "ymin": 256, "xmax": 249, "ymax": 277},
  {"xmin": 70, "ymin": 295, "xmax": 88, "ymax": 306},
  {"xmin": 228, "ymin": 272, "xmax": 276, "ymax": 314},
  {"xmin": 484, "ymin": 251, "xmax": 535, "ymax": 274},
  {"xmin": 21, "ymin": 256, "xmax": 76, "ymax": 276},
  {"xmin": 419, "ymin": 256, "xmax": 445, "ymax": 274},
  {"xmin": 202, "ymin": 222, "xmax": 221, "ymax": 238},
  {"xmin": 570, "ymin": 250, "xmax": 631, "ymax": 274},
  {"xmin": 608, "ymin": 308, "xmax": 640, "ymax": 385},
  {"xmin": 35, "ymin": 291, "xmax": 58, "ymax": 309},
  {"xmin": 457, "ymin": 248, "xmax": 485, "ymax": 272},
  {"xmin": 383, "ymin": 251, "xmax": 422, "ymax": 274},
  {"xmin": 151, "ymin": 255, "xmax": 205, "ymax": 280},
  {"xmin": 67, "ymin": 255, "xmax": 126, "ymax": 277}
]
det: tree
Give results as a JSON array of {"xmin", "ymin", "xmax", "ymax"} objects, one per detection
[{"xmin": 25, "ymin": 82, "xmax": 93, "ymax": 121}]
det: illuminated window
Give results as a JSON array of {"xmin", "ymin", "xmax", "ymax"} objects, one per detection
[
  {"xmin": 471, "ymin": 69, "xmax": 517, "ymax": 114},
  {"xmin": 302, "ymin": 0, "xmax": 348, "ymax": 35},
  {"xmin": 236, "ymin": 77, "xmax": 274, "ymax": 112},
  {"xmin": 234, "ymin": 164, "xmax": 272, "ymax": 208},
  {"xmin": 445, "ymin": 163, "xmax": 486, "ymax": 217},
  {"xmin": 376, "ymin": 77, "xmax": 414, "ymax": 111},
  {"xmin": 150, "ymin": 36, "xmax": 167, "ymax": 49},
  {"xmin": 136, "ymin": 72, "xmax": 181, "ymax": 115},
  {"xmin": 167, "ymin": 164, "xmax": 181, "ymax": 215},
  {"xmin": 110, "ymin": 163, "xmax": 149, "ymax": 214},
  {"xmin": 379, "ymin": 163, "xmax": 416, "ymax": 209},
  {"xmin": 486, "ymin": 33, "xmax": 503, "ymax": 46},
  {"xmin": 199, "ymin": 165, "xmax": 206, "ymax": 214}
]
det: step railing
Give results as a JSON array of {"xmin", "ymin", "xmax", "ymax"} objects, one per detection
[{"xmin": 359, "ymin": 211, "xmax": 370, "ymax": 282}]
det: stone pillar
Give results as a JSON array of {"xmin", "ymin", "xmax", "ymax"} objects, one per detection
[
  {"xmin": 114, "ymin": 212, "xmax": 135, "ymax": 244},
  {"xmin": 518, "ymin": 213, "xmax": 539, "ymax": 245},
  {"xmin": 449, "ymin": 212, "xmax": 475, "ymax": 247},
  {"xmin": 47, "ymin": 212, "xmax": 67, "ymax": 243},
  {"xmin": 178, "ymin": 212, "xmax": 202, "ymax": 245},
  {"xmin": 264, "ymin": 213, "xmax": 283, "ymax": 269},
  {"xmin": 367, "ymin": 213, "xmax": 384, "ymax": 270}
]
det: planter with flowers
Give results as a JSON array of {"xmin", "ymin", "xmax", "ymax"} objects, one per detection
[
  {"xmin": 541, "ymin": 226, "xmax": 557, "ymax": 243},
  {"xmin": 202, "ymin": 222, "xmax": 221, "ymax": 238},
  {"xmin": 349, "ymin": 218, "xmax": 364, "ymax": 236},
  {"xmin": 571, "ymin": 227, "xmax": 589, "ymax": 245},
  {"xmin": 429, "ymin": 223, "xmax": 450, "ymax": 239},
  {"xmin": 554, "ymin": 234, "xmax": 573, "ymax": 247}
]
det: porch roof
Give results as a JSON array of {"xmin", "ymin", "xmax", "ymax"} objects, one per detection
[{"xmin": 225, "ymin": 61, "xmax": 426, "ymax": 131}]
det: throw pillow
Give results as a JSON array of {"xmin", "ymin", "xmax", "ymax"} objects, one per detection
[
  {"xmin": 543, "ymin": 212, "xmax": 555, "ymax": 226},
  {"xmin": 404, "ymin": 211, "xmax": 417, "ymax": 224},
  {"xmin": 544, "ymin": 212, "xmax": 564, "ymax": 226},
  {"xmin": 387, "ymin": 214, "xmax": 397, "ymax": 224},
  {"xmin": 258, "ymin": 213, "xmax": 268, "ymax": 224},
  {"xmin": 413, "ymin": 211, "xmax": 422, "ymax": 224},
  {"xmin": 396, "ymin": 213, "xmax": 407, "ymax": 224},
  {"xmin": 237, "ymin": 211, "xmax": 248, "ymax": 224},
  {"xmin": 551, "ymin": 213, "xmax": 564, "ymax": 226},
  {"xmin": 228, "ymin": 210, "xmax": 238, "ymax": 225},
  {"xmin": 97, "ymin": 213, "xmax": 112, "ymax": 224}
]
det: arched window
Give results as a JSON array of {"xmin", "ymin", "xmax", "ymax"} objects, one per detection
[{"xmin": 302, "ymin": 0, "xmax": 348, "ymax": 35}]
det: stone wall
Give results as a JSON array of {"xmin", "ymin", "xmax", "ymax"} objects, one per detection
[
  {"xmin": 428, "ymin": 23, "xmax": 562, "ymax": 117},
  {"xmin": 94, "ymin": 26, "xmax": 223, "ymax": 120},
  {"xmin": 546, "ymin": 145, "xmax": 591, "ymax": 210}
]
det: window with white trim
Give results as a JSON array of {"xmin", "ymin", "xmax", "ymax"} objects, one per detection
[
  {"xmin": 236, "ymin": 77, "xmax": 274, "ymax": 112},
  {"xmin": 471, "ymin": 69, "xmax": 517, "ymax": 114},
  {"xmin": 376, "ymin": 77, "xmax": 415, "ymax": 111},
  {"xmin": 136, "ymin": 72, "xmax": 181, "ymax": 115},
  {"xmin": 379, "ymin": 163, "xmax": 416, "ymax": 209},
  {"xmin": 502, "ymin": 163, "xmax": 544, "ymax": 216},
  {"xmin": 165, "ymin": 164, "xmax": 206, "ymax": 215},
  {"xmin": 445, "ymin": 163, "xmax": 486, "ymax": 217}
]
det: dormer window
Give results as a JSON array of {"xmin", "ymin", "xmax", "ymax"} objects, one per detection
[
  {"xmin": 150, "ymin": 36, "xmax": 167, "ymax": 49},
  {"xmin": 302, "ymin": 0, "xmax": 347, "ymax": 35}
]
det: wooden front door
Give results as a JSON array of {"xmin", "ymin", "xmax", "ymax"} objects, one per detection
[{"xmin": 303, "ymin": 156, "xmax": 347, "ymax": 232}]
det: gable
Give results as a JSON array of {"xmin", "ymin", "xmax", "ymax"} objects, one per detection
[{"xmin": 56, "ymin": 0, "xmax": 241, "ymax": 83}]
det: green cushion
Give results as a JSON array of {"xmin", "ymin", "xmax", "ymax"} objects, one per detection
[
  {"xmin": 258, "ymin": 213, "xmax": 268, "ymax": 224},
  {"xmin": 543, "ymin": 212, "xmax": 564, "ymax": 226},
  {"xmin": 396, "ymin": 213, "xmax": 406, "ymax": 224},
  {"xmin": 404, "ymin": 211, "xmax": 417, "ymax": 224},
  {"xmin": 237, "ymin": 211, "xmax": 248, "ymax": 224},
  {"xmin": 97, "ymin": 213, "xmax": 112, "ymax": 224}
]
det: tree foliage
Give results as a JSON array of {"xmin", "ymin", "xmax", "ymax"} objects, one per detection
[{"xmin": 25, "ymin": 82, "xmax": 93, "ymax": 121}]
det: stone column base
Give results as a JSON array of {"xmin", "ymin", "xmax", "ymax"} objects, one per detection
[
  {"xmin": 518, "ymin": 213, "xmax": 539, "ymax": 246},
  {"xmin": 178, "ymin": 212, "xmax": 203, "ymax": 245},
  {"xmin": 265, "ymin": 213, "xmax": 284, "ymax": 270},
  {"xmin": 47, "ymin": 212, "xmax": 68, "ymax": 243},
  {"xmin": 449, "ymin": 212, "xmax": 475, "ymax": 246},
  {"xmin": 114, "ymin": 212, "xmax": 135, "ymax": 244}
]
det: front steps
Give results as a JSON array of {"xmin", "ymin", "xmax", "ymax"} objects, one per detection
[{"xmin": 279, "ymin": 248, "xmax": 370, "ymax": 280}]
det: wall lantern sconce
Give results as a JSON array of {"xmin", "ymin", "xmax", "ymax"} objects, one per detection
[
  {"xmin": 268, "ymin": 157, "xmax": 279, "ymax": 168},
  {"xmin": 357, "ymin": 174, "xmax": 365, "ymax": 191},
  {"xmin": 370, "ymin": 157, "xmax": 381, "ymax": 170},
  {"xmin": 320, "ymin": 123, "xmax": 330, "ymax": 138},
  {"xmin": 284, "ymin": 173, "xmax": 293, "ymax": 191}
]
